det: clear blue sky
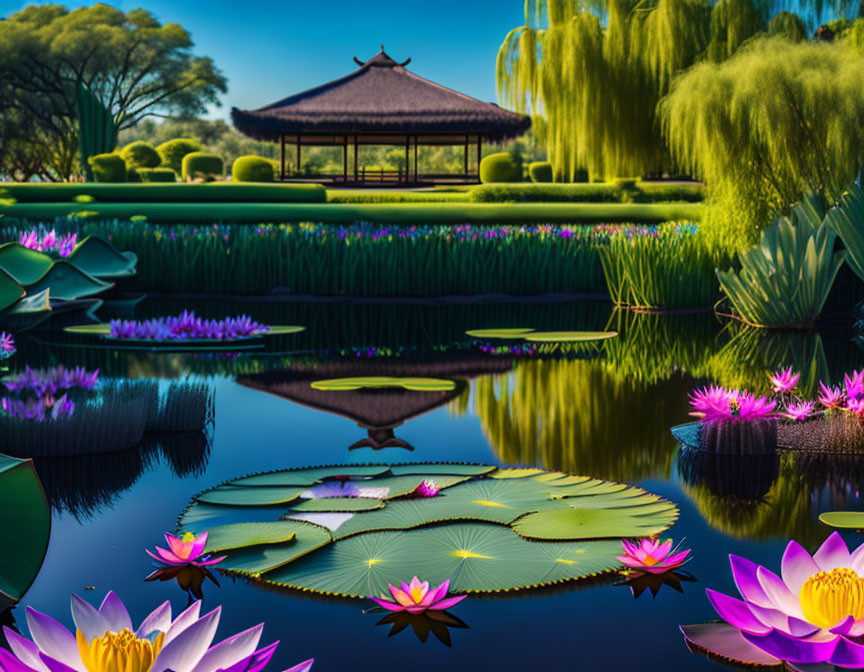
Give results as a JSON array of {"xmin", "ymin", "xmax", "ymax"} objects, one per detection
[{"xmin": 1, "ymin": 0, "xmax": 526, "ymax": 120}]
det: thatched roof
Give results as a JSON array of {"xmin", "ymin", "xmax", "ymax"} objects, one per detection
[{"xmin": 232, "ymin": 48, "xmax": 531, "ymax": 143}]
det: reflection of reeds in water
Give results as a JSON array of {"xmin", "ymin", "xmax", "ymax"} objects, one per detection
[
  {"xmin": 474, "ymin": 358, "xmax": 692, "ymax": 482},
  {"xmin": 1, "ymin": 380, "xmax": 214, "ymax": 457},
  {"xmin": 677, "ymin": 447, "xmax": 780, "ymax": 501},
  {"xmin": 31, "ymin": 432, "xmax": 210, "ymax": 519}
]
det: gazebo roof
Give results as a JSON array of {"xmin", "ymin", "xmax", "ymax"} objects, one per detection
[{"xmin": 232, "ymin": 47, "xmax": 531, "ymax": 143}]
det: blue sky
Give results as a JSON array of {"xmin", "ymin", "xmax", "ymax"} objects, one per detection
[{"xmin": 2, "ymin": 0, "xmax": 527, "ymax": 120}]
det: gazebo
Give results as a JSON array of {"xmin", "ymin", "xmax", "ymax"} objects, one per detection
[{"xmin": 231, "ymin": 47, "xmax": 531, "ymax": 185}]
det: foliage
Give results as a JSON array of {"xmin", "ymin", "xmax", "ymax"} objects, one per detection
[
  {"xmin": 182, "ymin": 152, "xmax": 224, "ymax": 180},
  {"xmin": 87, "ymin": 154, "xmax": 126, "ymax": 183},
  {"xmin": 77, "ymin": 85, "xmax": 120, "ymax": 182},
  {"xmin": 119, "ymin": 142, "xmax": 161, "ymax": 170},
  {"xmin": 0, "ymin": 5, "xmax": 225, "ymax": 181},
  {"xmin": 600, "ymin": 225, "xmax": 727, "ymax": 310},
  {"xmin": 137, "ymin": 168, "xmax": 177, "ymax": 183},
  {"xmin": 529, "ymin": 161, "xmax": 554, "ymax": 182},
  {"xmin": 479, "ymin": 152, "xmax": 522, "ymax": 183},
  {"xmin": 0, "ymin": 183, "xmax": 325, "ymax": 203},
  {"xmin": 469, "ymin": 182, "xmax": 705, "ymax": 203},
  {"xmin": 232, "ymin": 155, "xmax": 275, "ymax": 182},
  {"xmin": 178, "ymin": 463, "xmax": 676, "ymax": 594},
  {"xmin": 326, "ymin": 190, "xmax": 470, "ymax": 203},
  {"xmin": 662, "ymin": 37, "xmax": 864, "ymax": 249},
  {"xmin": 716, "ymin": 211, "xmax": 846, "ymax": 327},
  {"xmin": 156, "ymin": 138, "xmax": 202, "ymax": 173},
  {"xmin": 768, "ymin": 10, "xmax": 808, "ymax": 40},
  {"xmin": 825, "ymin": 183, "xmax": 864, "ymax": 282}
]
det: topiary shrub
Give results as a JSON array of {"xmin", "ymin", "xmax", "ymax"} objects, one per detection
[
  {"xmin": 137, "ymin": 168, "xmax": 177, "ymax": 183},
  {"xmin": 182, "ymin": 152, "xmax": 224, "ymax": 181},
  {"xmin": 87, "ymin": 153, "xmax": 126, "ymax": 182},
  {"xmin": 120, "ymin": 141, "xmax": 160, "ymax": 169},
  {"xmin": 529, "ymin": 161, "xmax": 553, "ymax": 183},
  {"xmin": 156, "ymin": 138, "xmax": 202, "ymax": 173},
  {"xmin": 232, "ymin": 156, "xmax": 275, "ymax": 182},
  {"xmin": 479, "ymin": 152, "xmax": 522, "ymax": 183}
]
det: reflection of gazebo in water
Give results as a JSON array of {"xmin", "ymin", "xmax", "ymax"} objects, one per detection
[
  {"xmin": 232, "ymin": 47, "xmax": 531, "ymax": 185},
  {"xmin": 237, "ymin": 358, "xmax": 511, "ymax": 450}
]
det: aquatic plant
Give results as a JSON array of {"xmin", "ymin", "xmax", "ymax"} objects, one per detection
[
  {"xmin": 681, "ymin": 532, "xmax": 864, "ymax": 668},
  {"xmin": 110, "ymin": 312, "xmax": 269, "ymax": 341},
  {"xmin": 147, "ymin": 531, "xmax": 226, "ymax": 568},
  {"xmin": 689, "ymin": 385, "xmax": 777, "ymax": 423},
  {"xmin": 413, "ymin": 480, "xmax": 440, "ymax": 498},
  {"xmin": 3, "ymin": 365, "xmax": 99, "ymax": 395},
  {"xmin": 0, "ymin": 333, "xmax": 15, "ymax": 359},
  {"xmin": 618, "ymin": 538, "xmax": 691, "ymax": 576},
  {"xmin": 371, "ymin": 577, "xmax": 466, "ymax": 614},
  {"xmin": 178, "ymin": 463, "xmax": 678, "ymax": 595},
  {"xmin": 784, "ymin": 400, "xmax": 815, "ymax": 421},
  {"xmin": 1, "ymin": 591, "xmax": 313, "ymax": 672},
  {"xmin": 19, "ymin": 229, "xmax": 77, "ymax": 257},
  {"xmin": 769, "ymin": 366, "xmax": 799, "ymax": 394}
]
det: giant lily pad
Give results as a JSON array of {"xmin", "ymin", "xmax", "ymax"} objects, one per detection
[
  {"xmin": 178, "ymin": 463, "xmax": 677, "ymax": 595},
  {"xmin": 67, "ymin": 236, "xmax": 138, "ymax": 278},
  {"xmin": 0, "ymin": 268, "xmax": 25, "ymax": 313},
  {"xmin": 0, "ymin": 243, "xmax": 53, "ymax": 285},
  {"xmin": 62, "ymin": 324, "xmax": 305, "ymax": 351},
  {"xmin": 818, "ymin": 511, "xmax": 864, "ymax": 529},
  {"xmin": 523, "ymin": 331, "xmax": 618, "ymax": 343},
  {"xmin": 26, "ymin": 262, "xmax": 112, "ymax": 301},
  {"xmin": 0, "ymin": 453, "xmax": 50, "ymax": 608},
  {"xmin": 465, "ymin": 329, "xmax": 535, "ymax": 339},
  {"xmin": 310, "ymin": 377, "xmax": 456, "ymax": 392}
]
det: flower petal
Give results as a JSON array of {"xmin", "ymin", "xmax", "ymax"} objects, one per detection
[
  {"xmin": 829, "ymin": 636, "xmax": 864, "ymax": 668},
  {"xmin": 155, "ymin": 607, "xmax": 221, "ymax": 672},
  {"xmin": 164, "ymin": 602, "xmax": 202, "ymax": 646},
  {"xmin": 730, "ymin": 555, "xmax": 774, "ymax": 609},
  {"xmin": 216, "ymin": 643, "xmax": 278, "ymax": 672},
  {"xmin": 813, "ymin": 532, "xmax": 852, "ymax": 572},
  {"xmin": 37, "ymin": 655, "xmax": 77, "ymax": 672},
  {"xmin": 189, "ymin": 624, "xmax": 262, "ymax": 672},
  {"xmin": 782, "ymin": 540, "xmax": 821, "ymax": 596},
  {"xmin": 757, "ymin": 566, "xmax": 805, "ymax": 620},
  {"xmin": 99, "ymin": 592, "xmax": 133, "ymax": 632},
  {"xmin": 747, "ymin": 603, "xmax": 818, "ymax": 638},
  {"xmin": 680, "ymin": 623, "xmax": 781, "ymax": 666},
  {"xmin": 369, "ymin": 598, "xmax": 404, "ymax": 612},
  {"xmin": 283, "ymin": 661, "xmax": 313, "ymax": 672},
  {"xmin": 3, "ymin": 629, "xmax": 48, "ymax": 672},
  {"xmin": 70, "ymin": 596, "xmax": 110, "ymax": 644},
  {"xmin": 136, "ymin": 601, "xmax": 172, "ymax": 639},
  {"xmin": 706, "ymin": 589, "xmax": 771, "ymax": 634},
  {"xmin": 188, "ymin": 534, "xmax": 208, "ymax": 562},
  {"xmin": 0, "ymin": 647, "xmax": 39, "ymax": 672},
  {"xmin": 742, "ymin": 629, "xmax": 838, "ymax": 664},
  {"xmin": 427, "ymin": 595, "xmax": 467, "ymax": 611},
  {"xmin": 26, "ymin": 608, "xmax": 83, "ymax": 672}
]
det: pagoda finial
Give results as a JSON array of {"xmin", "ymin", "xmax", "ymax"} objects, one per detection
[{"xmin": 380, "ymin": 44, "xmax": 385, "ymax": 51}]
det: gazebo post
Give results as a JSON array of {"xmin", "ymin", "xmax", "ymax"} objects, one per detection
[
  {"xmin": 404, "ymin": 134, "xmax": 410, "ymax": 184},
  {"xmin": 343, "ymin": 135, "xmax": 348, "ymax": 183},
  {"xmin": 353, "ymin": 135, "xmax": 358, "ymax": 182},
  {"xmin": 296, "ymin": 137, "xmax": 302, "ymax": 177},
  {"xmin": 476, "ymin": 135, "xmax": 482, "ymax": 181},
  {"xmin": 413, "ymin": 135, "xmax": 418, "ymax": 182},
  {"xmin": 280, "ymin": 134, "xmax": 286, "ymax": 180},
  {"xmin": 464, "ymin": 134, "xmax": 469, "ymax": 179}
]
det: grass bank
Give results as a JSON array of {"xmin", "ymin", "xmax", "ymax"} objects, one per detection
[{"xmin": 0, "ymin": 183, "xmax": 326, "ymax": 203}]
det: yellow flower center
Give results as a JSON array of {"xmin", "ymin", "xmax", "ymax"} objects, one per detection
[
  {"xmin": 76, "ymin": 629, "xmax": 165, "ymax": 672},
  {"xmin": 799, "ymin": 568, "xmax": 864, "ymax": 629},
  {"xmin": 181, "ymin": 532, "xmax": 196, "ymax": 543}
]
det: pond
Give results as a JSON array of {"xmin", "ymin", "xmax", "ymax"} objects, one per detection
[{"xmin": 5, "ymin": 296, "xmax": 864, "ymax": 672}]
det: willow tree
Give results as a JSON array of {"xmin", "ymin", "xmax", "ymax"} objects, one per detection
[{"xmin": 661, "ymin": 37, "xmax": 864, "ymax": 249}]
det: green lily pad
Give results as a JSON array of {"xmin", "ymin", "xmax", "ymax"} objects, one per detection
[
  {"xmin": 0, "ymin": 268, "xmax": 25, "ymax": 313},
  {"xmin": 0, "ymin": 454, "xmax": 50, "ymax": 607},
  {"xmin": 7, "ymin": 288, "xmax": 49, "ymax": 314},
  {"xmin": 67, "ymin": 236, "xmax": 137, "ymax": 278},
  {"xmin": 465, "ymin": 329, "xmax": 536, "ymax": 339},
  {"xmin": 523, "ymin": 331, "xmax": 618, "ymax": 343},
  {"xmin": 818, "ymin": 511, "xmax": 864, "ymax": 529},
  {"xmin": 204, "ymin": 522, "xmax": 298, "ymax": 552},
  {"xmin": 63, "ymin": 323, "xmax": 304, "ymax": 342},
  {"xmin": 178, "ymin": 463, "xmax": 677, "ymax": 596},
  {"xmin": 0, "ymin": 243, "xmax": 53, "ymax": 285},
  {"xmin": 27, "ymin": 261, "xmax": 113, "ymax": 301},
  {"xmin": 310, "ymin": 377, "xmax": 456, "ymax": 391}
]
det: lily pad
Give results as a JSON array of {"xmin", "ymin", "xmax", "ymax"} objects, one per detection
[
  {"xmin": 310, "ymin": 377, "xmax": 456, "ymax": 392},
  {"xmin": 818, "ymin": 511, "xmax": 864, "ymax": 529},
  {"xmin": 465, "ymin": 329, "xmax": 536, "ymax": 339},
  {"xmin": 26, "ymin": 261, "xmax": 113, "ymax": 301},
  {"xmin": 204, "ymin": 522, "xmax": 299, "ymax": 552},
  {"xmin": 66, "ymin": 236, "xmax": 137, "ymax": 278},
  {"xmin": 0, "ymin": 268, "xmax": 25, "ymax": 313},
  {"xmin": 63, "ymin": 324, "xmax": 305, "ymax": 343},
  {"xmin": 0, "ymin": 453, "xmax": 50, "ymax": 607},
  {"xmin": 0, "ymin": 243, "xmax": 53, "ymax": 285},
  {"xmin": 523, "ymin": 331, "xmax": 618, "ymax": 343},
  {"xmin": 179, "ymin": 463, "xmax": 678, "ymax": 596}
]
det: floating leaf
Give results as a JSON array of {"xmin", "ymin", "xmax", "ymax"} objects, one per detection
[
  {"xmin": 512, "ymin": 504, "xmax": 677, "ymax": 540},
  {"xmin": 0, "ymin": 243, "xmax": 53, "ymax": 285},
  {"xmin": 818, "ymin": 511, "xmax": 864, "ymax": 529},
  {"xmin": 680, "ymin": 623, "xmax": 781, "ymax": 667},
  {"xmin": 0, "ymin": 268, "xmax": 25, "ymax": 313},
  {"xmin": 523, "ymin": 331, "xmax": 618, "ymax": 343},
  {"xmin": 310, "ymin": 377, "xmax": 456, "ymax": 391},
  {"xmin": 204, "ymin": 522, "xmax": 298, "ymax": 552},
  {"xmin": 289, "ymin": 497, "xmax": 385, "ymax": 512},
  {"xmin": 465, "ymin": 328, "xmax": 535, "ymax": 339},
  {"xmin": 26, "ymin": 261, "xmax": 112, "ymax": 300},
  {"xmin": 63, "ymin": 323, "xmax": 304, "ymax": 342},
  {"xmin": 197, "ymin": 486, "xmax": 305, "ymax": 506},
  {"xmin": 67, "ymin": 236, "xmax": 137, "ymax": 278}
]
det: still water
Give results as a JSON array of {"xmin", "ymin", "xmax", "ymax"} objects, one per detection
[{"xmin": 5, "ymin": 297, "xmax": 864, "ymax": 672}]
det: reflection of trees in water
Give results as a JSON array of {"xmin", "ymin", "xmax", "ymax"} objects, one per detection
[
  {"xmin": 31, "ymin": 432, "xmax": 210, "ymax": 520},
  {"xmin": 676, "ymin": 448, "xmax": 864, "ymax": 545},
  {"xmin": 475, "ymin": 358, "xmax": 693, "ymax": 482}
]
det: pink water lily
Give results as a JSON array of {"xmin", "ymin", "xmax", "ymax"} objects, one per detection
[
  {"xmin": 0, "ymin": 332, "xmax": 14, "ymax": 359},
  {"xmin": 689, "ymin": 385, "xmax": 776, "ymax": 423},
  {"xmin": 785, "ymin": 400, "xmax": 816, "ymax": 421},
  {"xmin": 819, "ymin": 382, "xmax": 844, "ymax": 410},
  {"xmin": 147, "ymin": 531, "xmax": 226, "ymax": 567},
  {"xmin": 371, "ymin": 577, "xmax": 466, "ymax": 614},
  {"xmin": 0, "ymin": 591, "xmax": 313, "ymax": 672},
  {"xmin": 770, "ymin": 367, "xmax": 800, "ymax": 393},
  {"xmin": 413, "ymin": 480, "xmax": 440, "ymax": 498},
  {"xmin": 847, "ymin": 370, "xmax": 864, "ymax": 402},
  {"xmin": 682, "ymin": 532, "xmax": 864, "ymax": 668},
  {"xmin": 618, "ymin": 538, "xmax": 691, "ymax": 575}
]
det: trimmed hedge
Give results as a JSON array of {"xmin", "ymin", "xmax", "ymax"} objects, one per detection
[
  {"xmin": 0, "ymin": 201, "xmax": 702, "ymax": 224},
  {"xmin": 480, "ymin": 152, "xmax": 522, "ymax": 183},
  {"xmin": 0, "ymin": 183, "xmax": 326, "ymax": 203},
  {"xmin": 469, "ymin": 182, "xmax": 705, "ymax": 203},
  {"xmin": 232, "ymin": 156, "xmax": 275, "ymax": 182},
  {"xmin": 156, "ymin": 138, "xmax": 201, "ymax": 172},
  {"xmin": 529, "ymin": 161, "xmax": 553, "ymax": 183},
  {"xmin": 137, "ymin": 168, "xmax": 177, "ymax": 183},
  {"xmin": 327, "ymin": 190, "xmax": 470, "ymax": 203},
  {"xmin": 87, "ymin": 154, "xmax": 126, "ymax": 183},
  {"xmin": 182, "ymin": 152, "xmax": 224, "ymax": 180},
  {"xmin": 120, "ymin": 142, "xmax": 160, "ymax": 169}
]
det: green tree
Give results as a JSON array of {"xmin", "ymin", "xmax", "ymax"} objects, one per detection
[{"xmin": 0, "ymin": 3, "xmax": 226, "ymax": 180}]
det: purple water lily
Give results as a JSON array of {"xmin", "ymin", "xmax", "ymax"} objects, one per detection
[
  {"xmin": 0, "ymin": 591, "xmax": 313, "ymax": 672},
  {"xmin": 109, "ymin": 312, "xmax": 269, "ymax": 341},
  {"xmin": 1, "ymin": 394, "xmax": 74, "ymax": 421},
  {"xmin": 682, "ymin": 532, "xmax": 864, "ymax": 668},
  {"xmin": 0, "ymin": 332, "xmax": 14, "ymax": 359},
  {"xmin": 18, "ymin": 229, "xmax": 77, "ymax": 257},
  {"xmin": 3, "ymin": 365, "xmax": 99, "ymax": 396}
]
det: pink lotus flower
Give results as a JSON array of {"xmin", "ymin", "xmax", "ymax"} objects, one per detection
[
  {"xmin": 682, "ymin": 532, "xmax": 864, "ymax": 668},
  {"xmin": 146, "ymin": 531, "xmax": 226, "ymax": 567},
  {"xmin": 0, "ymin": 591, "xmax": 313, "ymax": 672},
  {"xmin": 819, "ymin": 382, "xmax": 844, "ymax": 409},
  {"xmin": 689, "ymin": 385, "xmax": 775, "ymax": 423},
  {"xmin": 770, "ymin": 367, "xmax": 799, "ymax": 393},
  {"xmin": 737, "ymin": 392, "xmax": 777, "ymax": 421},
  {"xmin": 413, "ymin": 480, "xmax": 440, "ymax": 497},
  {"xmin": 371, "ymin": 577, "xmax": 467, "ymax": 614},
  {"xmin": 785, "ymin": 400, "xmax": 816, "ymax": 421},
  {"xmin": 846, "ymin": 370, "xmax": 864, "ymax": 402},
  {"xmin": 848, "ymin": 398, "xmax": 864, "ymax": 417},
  {"xmin": 618, "ymin": 538, "xmax": 691, "ymax": 575}
]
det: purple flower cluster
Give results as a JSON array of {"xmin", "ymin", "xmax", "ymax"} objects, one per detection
[
  {"xmin": 0, "ymin": 332, "xmax": 14, "ymax": 359},
  {"xmin": 109, "ymin": 311, "xmax": 269, "ymax": 341},
  {"xmin": 19, "ymin": 229, "xmax": 77, "ymax": 257},
  {"xmin": 3, "ymin": 365, "xmax": 99, "ymax": 395},
  {"xmin": 1, "ymin": 394, "xmax": 74, "ymax": 421},
  {"xmin": 478, "ymin": 343, "xmax": 539, "ymax": 357}
]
